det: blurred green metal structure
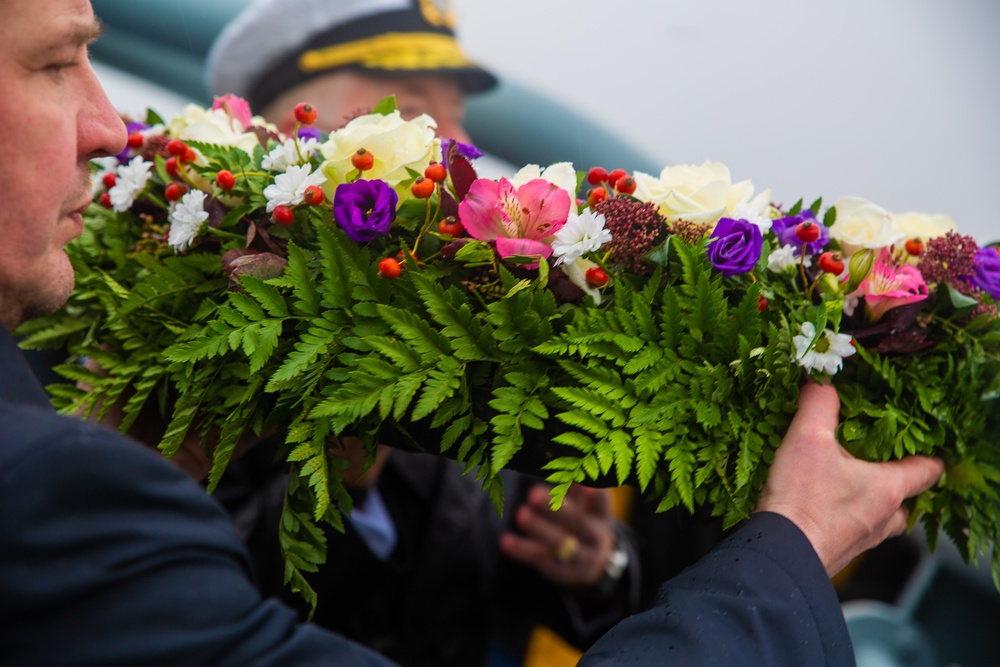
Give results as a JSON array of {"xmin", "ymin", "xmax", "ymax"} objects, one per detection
[{"xmin": 89, "ymin": 0, "xmax": 661, "ymax": 174}]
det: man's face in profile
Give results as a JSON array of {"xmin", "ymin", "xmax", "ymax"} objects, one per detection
[{"xmin": 0, "ymin": 0, "xmax": 125, "ymax": 330}]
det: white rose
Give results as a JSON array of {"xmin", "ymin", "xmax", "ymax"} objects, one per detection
[
  {"xmin": 829, "ymin": 196, "xmax": 905, "ymax": 257},
  {"xmin": 166, "ymin": 104, "xmax": 263, "ymax": 155},
  {"xmin": 633, "ymin": 161, "xmax": 771, "ymax": 226},
  {"xmin": 891, "ymin": 211, "xmax": 955, "ymax": 241},
  {"xmin": 319, "ymin": 111, "xmax": 441, "ymax": 192}
]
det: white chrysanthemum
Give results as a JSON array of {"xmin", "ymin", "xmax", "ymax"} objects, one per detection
[
  {"xmin": 168, "ymin": 189, "xmax": 209, "ymax": 252},
  {"xmin": 261, "ymin": 137, "xmax": 320, "ymax": 172},
  {"xmin": 263, "ymin": 163, "xmax": 327, "ymax": 212},
  {"xmin": 731, "ymin": 203, "xmax": 773, "ymax": 233},
  {"xmin": 792, "ymin": 321, "xmax": 856, "ymax": 375},
  {"xmin": 108, "ymin": 156, "xmax": 154, "ymax": 212},
  {"xmin": 551, "ymin": 209, "xmax": 612, "ymax": 265},
  {"xmin": 767, "ymin": 244, "xmax": 811, "ymax": 273},
  {"xmin": 90, "ymin": 156, "xmax": 119, "ymax": 196}
]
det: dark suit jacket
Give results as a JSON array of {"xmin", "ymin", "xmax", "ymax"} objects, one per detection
[
  {"xmin": 0, "ymin": 328, "xmax": 393, "ymax": 667},
  {"xmin": 1, "ymin": 328, "xmax": 853, "ymax": 665}
]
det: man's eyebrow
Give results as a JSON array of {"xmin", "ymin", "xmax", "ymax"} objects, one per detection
[{"xmin": 36, "ymin": 17, "xmax": 105, "ymax": 57}]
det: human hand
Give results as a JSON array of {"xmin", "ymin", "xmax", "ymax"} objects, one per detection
[
  {"xmin": 756, "ymin": 382, "xmax": 945, "ymax": 576},
  {"xmin": 499, "ymin": 483, "xmax": 616, "ymax": 588}
]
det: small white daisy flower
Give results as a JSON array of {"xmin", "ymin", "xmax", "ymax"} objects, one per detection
[
  {"xmin": 263, "ymin": 163, "xmax": 327, "ymax": 212},
  {"xmin": 551, "ymin": 209, "xmax": 612, "ymax": 266},
  {"xmin": 108, "ymin": 156, "xmax": 154, "ymax": 212},
  {"xmin": 767, "ymin": 244, "xmax": 811, "ymax": 273},
  {"xmin": 792, "ymin": 321, "xmax": 856, "ymax": 375},
  {"xmin": 168, "ymin": 189, "xmax": 210, "ymax": 252},
  {"xmin": 261, "ymin": 137, "xmax": 319, "ymax": 172}
]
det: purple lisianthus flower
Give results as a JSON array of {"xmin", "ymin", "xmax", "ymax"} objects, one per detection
[
  {"xmin": 442, "ymin": 138, "xmax": 484, "ymax": 161},
  {"xmin": 706, "ymin": 217, "xmax": 763, "ymax": 276},
  {"xmin": 333, "ymin": 179, "xmax": 398, "ymax": 242},
  {"xmin": 972, "ymin": 245, "xmax": 1000, "ymax": 299},
  {"xmin": 296, "ymin": 126, "xmax": 321, "ymax": 141},
  {"xmin": 771, "ymin": 209, "xmax": 829, "ymax": 255}
]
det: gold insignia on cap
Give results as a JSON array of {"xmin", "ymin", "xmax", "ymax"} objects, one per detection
[
  {"xmin": 299, "ymin": 32, "xmax": 472, "ymax": 73},
  {"xmin": 417, "ymin": 0, "xmax": 456, "ymax": 29}
]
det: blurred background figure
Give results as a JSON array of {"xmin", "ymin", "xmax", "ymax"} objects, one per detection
[{"xmin": 205, "ymin": 2, "xmax": 641, "ymax": 666}]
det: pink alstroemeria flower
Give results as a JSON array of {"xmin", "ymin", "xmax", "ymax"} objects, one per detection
[
  {"xmin": 848, "ymin": 248, "xmax": 928, "ymax": 322},
  {"xmin": 212, "ymin": 94, "xmax": 254, "ymax": 131},
  {"xmin": 458, "ymin": 177, "xmax": 571, "ymax": 265}
]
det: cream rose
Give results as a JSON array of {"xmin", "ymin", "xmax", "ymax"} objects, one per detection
[
  {"xmin": 891, "ymin": 211, "xmax": 956, "ymax": 241},
  {"xmin": 633, "ymin": 161, "xmax": 771, "ymax": 226},
  {"xmin": 319, "ymin": 111, "xmax": 441, "ymax": 194},
  {"xmin": 166, "ymin": 104, "xmax": 265, "ymax": 156},
  {"xmin": 829, "ymin": 196, "xmax": 905, "ymax": 257}
]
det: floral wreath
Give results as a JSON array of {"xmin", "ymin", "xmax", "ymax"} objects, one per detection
[{"xmin": 18, "ymin": 94, "xmax": 1000, "ymax": 606}]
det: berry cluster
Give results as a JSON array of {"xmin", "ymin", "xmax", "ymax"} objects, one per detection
[{"xmin": 584, "ymin": 166, "xmax": 637, "ymax": 207}]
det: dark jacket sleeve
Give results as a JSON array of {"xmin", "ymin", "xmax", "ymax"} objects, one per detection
[
  {"xmin": 578, "ymin": 512, "xmax": 856, "ymax": 666},
  {"xmin": 0, "ymin": 407, "xmax": 396, "ymax": 667}
]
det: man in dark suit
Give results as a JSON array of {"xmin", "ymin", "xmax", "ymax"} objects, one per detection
[{"xmin": 0, "ymin": 0, "xmax": 944, "ymax": 665}]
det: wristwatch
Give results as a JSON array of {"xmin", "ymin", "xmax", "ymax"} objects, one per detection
[{"xmin": 597, "ymin": 538, "xmax": 630, "ymax": 597}]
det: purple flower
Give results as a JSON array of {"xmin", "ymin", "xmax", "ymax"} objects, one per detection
[
  {"xmin": 771, "ymin": 210, "xmax": 829, "ymax": 255},
  {"xmin": 296, "ymin": 126, "xmax": 321, "ymax": 141},
  {"xmin": 972, "ymin": 245, "xmax": 1000, "ymax": 299},
  {"xmin": 706, "ymin": 217, "xmax": 763, "ymax": 276},
  {"xmin": 333, "ymin": 179, "xmax": 398, "ymax": 242},
  {"xmin": 442, "ymin": 138, "xmax": 484, "ymax": 161}
]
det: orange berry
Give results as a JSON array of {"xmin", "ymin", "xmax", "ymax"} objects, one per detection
[
  {"xmin": 351, "ymin": 148, "xmax": 374, "ymax": 171},
  {"xmin": 272, "ymin": 205, "xmax": 294, "ymax": 226},
  {"xmin": 438, "ymin": 217, "xmax": 463, "ymax": 236},
  {"xmin": 905, "ymin": 238, "xmax": 925, "ymax": 256},
  {"xmin": 294, "ymin": 102, "xmax": 318, "ymax": 125},
  {"xmin": 818, "ymin": 251, "xmax": 845, "ymax": 275},
  {"xmin": 424, "ymin": 161, "xmax": 447, "ymax": 183},
  {"xmin": 378, "ymin": 257, "xmax": 401, "ymax": 279},
  {"xmin": 216, "ymin": 169, "xmax": 236, "ymax": 190},
  {"xmin": 607, "ymin": 168, "xmax": 628, "ymax": 189},
  {"xmin": 616, "ymin": 176, "xmax": 637, "ymax": 195},
  {"xmin": 303, "ymin": 185, "xmax": 324, "ymax": 206},
  {"xmin": 585, "ymin": 267, "xmax": 609, "ymax": 287},
  {"xmin": 586, "ymin": 187, "xmax": 607, "ymax": 207},
  {"xmin": 164, "ymin": 182, "xmax": 187, "ymax": 201},
  {"xmin": 411, "ymin": 176, "xmax": 435, "ymax": 199}
]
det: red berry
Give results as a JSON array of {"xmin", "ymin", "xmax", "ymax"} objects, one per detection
[
  {"xmin": 165, "ymin": 156, "xmax": 180, "ymax": 178},
  {"xmin": 438, "ymin": 217, "xmax": 463, "ymax": 236},
  {"xmin": 216, "ymin": 169, "xmax": 236, "ymax": 191},
  {"xmin": 794, "ymin": 221, "xmax": 820, "ymax": 243},
  {"xmin": 586, "ymin": 167, "xmax": 609, "ymax": 185},
  {"xmin": 102, "ymin": 172, "xmax": 117, "ymax": 189},
  {"xmin": 818, "ymin": 251, "xmax": 845, "ymax": 275},
  {"xmin": 585, "ymin": 267, "xmax": 609, "ymax": 287},
  {"xmin": 586, "ymin": 187, "xmax": 607, "ymax": 207},
  {"xmin": 616, "ymin": 176, "xmax": 637, "ymax": 196},
  {"xmin": 395, "ymin": 250, "xmax": 418, "ymax": 265},
  {"xmin": 607, "ymin": 169, "xmax": 628, "ymax": 189},
  {"xmin": 303, "ymin": 185, "xmax": 324, "ymax": 206},
  {"xmin": 757, "ymin": 295, "xmax": 768, "ymax": 312},
  {"xmin": 272, "ymin": 205, "xmax": 294, "ymax": 226},
  {"xmin": 424, "ymin": 161, "xmax": 447, "ymax": 183},
  {"xmin": 411, "ymin": 176, "xmax": 435, "ymax": 199},
  {"xmin": 166, "ymin": 139, "xmax": 188, "ymax": 156},
  {"xmin": 905, "ymin": 238, "xmax": 925, "ymax": 256},
  {"xmin": 183, "ymin": 147, "xmax": 198, "ymax": 163},
  {"xmin": 99, "ymin": 192, "xmax": 112, "ymax": 208},
  {"xmin": 294, "ymin": 102, "xmax": 318, "ymax": 126},
  {"xmin": 351, "ymin": 148, "xmax": 374, "ymax": 171},
  {"xmin": 378, "ymin": 257, "xmax": 401, "ymax": 279},
  {"xmin": 164, "ymin": 182, "xmax": 188, "ymax": 202},
  {"xmin": 127, "ymin": 132, "xmax": 145, "ymax": 149}
]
